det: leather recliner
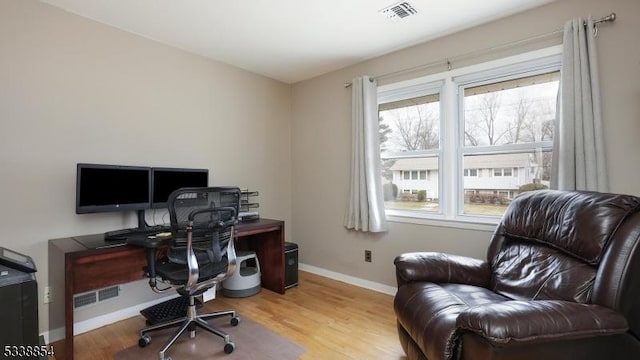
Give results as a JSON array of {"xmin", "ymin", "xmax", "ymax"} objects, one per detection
[{"xmin": 394, "ymin": 190, "xmax": 640, "ymax": 360}]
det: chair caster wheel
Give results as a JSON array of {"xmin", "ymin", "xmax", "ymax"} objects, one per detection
[
  {"xmin": 230, "ymin": 316, "xmax": 240, "ymax": 326},
  {"xmin": 138, "ymin": 334, "xmax": 151, "ymax": 348},
  {"xmin": 224, "ymin": 342, "xmax": 235, "ymax": 354}
]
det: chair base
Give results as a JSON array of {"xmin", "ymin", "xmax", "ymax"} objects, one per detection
[{"xmin": 138, "ymin": 296, "xmax": 239, "ymax": 360}]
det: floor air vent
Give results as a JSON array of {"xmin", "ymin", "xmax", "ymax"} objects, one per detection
[
  {"xmin": 73, "ymin": 285, "xmax": 120, "ymax": 309},
  {"xmin": 380, "ymin": 2, "xmax": 418, "ymax": 19}
]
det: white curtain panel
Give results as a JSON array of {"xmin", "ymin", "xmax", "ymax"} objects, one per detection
[
  {"xmin": 344, "ymin": 76, "xmax": 387, "ymax": 232},
  {"xmin": 552, "ymin": 17, "xmax": 608, "ymax": 192}
]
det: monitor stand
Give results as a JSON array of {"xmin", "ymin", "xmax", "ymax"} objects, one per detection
[{"xmin": 137, "ymin": 209, "xmax": 148, "ymax": 230}]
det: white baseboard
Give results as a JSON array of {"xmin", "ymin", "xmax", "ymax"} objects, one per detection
[
  {"xmin": 43, "ymin": 294, "xmax": 179, "ymax": 344},
  {"xmin": 42, "ymin": 266, "xmax": 396, "ymax": 344},
  {"xmin": 299, "ymin": 263, "xmax": 397, "ymax": 295}
]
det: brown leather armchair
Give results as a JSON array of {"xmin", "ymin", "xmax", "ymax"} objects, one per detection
[{"xmin": 394, "ymin": 190, "xmax": 640, "ymax": 360}]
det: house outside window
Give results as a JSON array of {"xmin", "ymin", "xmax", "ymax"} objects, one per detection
[
  {"xmin": 460, "ymin": 65, "xmax": 558, "ymax": 216},
  {"xmin": 378, "ymin": 48, "xmax": 561, "ymax": 223},
  {"xmin": 379, "ymin": 83, "xmax": 442, "ymax": 213}
]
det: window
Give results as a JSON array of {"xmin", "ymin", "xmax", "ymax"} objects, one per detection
[
  {"xmin": 460, "ymin": 68, "xmax": 558, "ymax": 216},
  {"xmin": 378, "ymin": 48, "xmax": 561, "ymax": 222},
  {"xmin": 379, "ymin": 83, "xmax": 442, "ymax": 213}
]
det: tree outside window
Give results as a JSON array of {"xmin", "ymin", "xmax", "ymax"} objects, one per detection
[{"xmin": 378, "ymin": 51, "xmax": 561, "ymax": 221}]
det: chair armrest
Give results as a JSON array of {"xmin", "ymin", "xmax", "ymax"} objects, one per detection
[
  {"xmin": 457, "ymin": 300, "xmax": 629, "ymax": 346},
  {"xmin": 126, "ymin": 236, "xmax": 165, "ymax": 286},
  {"xmin": 394, "ymin": 252, "xmax": 490, "ymax": 287},
  {"xmin": 126, "ymin": 235, "xmax": 163, "ymax": 248}
]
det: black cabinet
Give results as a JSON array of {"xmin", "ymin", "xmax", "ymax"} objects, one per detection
[
  {"xmin": 0, "ymin": 264, "xmax": 39, "ymax": 359},
  {"xmin": 284, "ymin": 242, "xmax": 298, "ymax": 289}
]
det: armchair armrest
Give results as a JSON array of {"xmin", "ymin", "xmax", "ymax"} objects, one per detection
[
  {"xmin": 394, "ymin": 252, "xmax": 490, "ymax": 287},
  {"xmin": 457, "ymin": 300, "xmax": 629, "ymax": 346}
]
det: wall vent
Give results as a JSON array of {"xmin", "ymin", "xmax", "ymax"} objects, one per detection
[
  {"xmin": 380, "ymin": 2, "xmax": 418, "ymax": 19},
  {"xmin": 73, "ymin": 292, "xmax": 96, "ymax": 309},
  {"xmin": 73, "ymin": 285, "xmax": 120, "ymax": 309},
  {"xmin": 98, "ymin": 286, "xmax": 120, "ymax": 301}
]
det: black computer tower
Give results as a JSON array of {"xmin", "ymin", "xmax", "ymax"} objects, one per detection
[
  {"xmin": 0, "ymin": 265, "xmax": 39, "ymax": 359},
  {"xmin": 284, "ymin": 242, "xmax": 298, "ymax": 289}
]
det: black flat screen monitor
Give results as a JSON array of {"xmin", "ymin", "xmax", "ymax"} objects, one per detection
[
  {"xmin": 76, "ymin": 163, "xmax": 151, "ymax": 214},
  {"xmin": 151, "ymin": 167, "xmax": 209, "ymax": 209}
]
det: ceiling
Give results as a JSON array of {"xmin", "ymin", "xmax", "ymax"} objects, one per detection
[{"xmin": 40, "ymin": 0, "xmax": 555, "ymax": 84}]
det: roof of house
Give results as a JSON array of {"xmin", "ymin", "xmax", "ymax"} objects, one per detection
[
  {"xmin": 389, "ymin": 157, "xmax": 439, "ymax": 171},
  {"xmin": 389, "ymin": 153, "xmax": 532, "ymax": 171}
]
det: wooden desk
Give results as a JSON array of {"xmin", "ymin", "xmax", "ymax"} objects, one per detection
[{"xmin": 48, "ymin": 218, "xmax": 285, "ymax": 360}]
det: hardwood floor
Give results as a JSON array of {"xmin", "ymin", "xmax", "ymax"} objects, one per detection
[{"xmin": 68, "ymin": 271, "xmax": 406, "ymax": 359}]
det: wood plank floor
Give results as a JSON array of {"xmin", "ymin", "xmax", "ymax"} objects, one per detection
[{"xmin": 67, "ymin": 271, "xmax": 406, "ymax": 359}]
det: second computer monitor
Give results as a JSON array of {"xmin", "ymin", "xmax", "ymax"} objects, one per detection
[{"xmin": 150, "ymin": 167, "xmax": 209, "ymax": 209}]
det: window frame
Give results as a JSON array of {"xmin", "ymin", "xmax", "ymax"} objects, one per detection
[
  {"xmin": 379, "ymin": 80, "xmax": 445, "ymax": 217},
  {"xmin": 378, "ymin": 46, "xmax": 562, "ymax": 229}
]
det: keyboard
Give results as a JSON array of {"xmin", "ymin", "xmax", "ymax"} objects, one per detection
[{"xmin": 104, "ymin": 224, "xmax": 171, "ymax": 241}]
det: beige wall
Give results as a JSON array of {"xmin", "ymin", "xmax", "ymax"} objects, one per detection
[
  {"xmin": 0, "ymin": 0, "xmax": 292, "ymax": 335},
  {"xmin": 291, "ymin": 0, "xmax": 640, "ymax": 287},
  {"xmin": 3, "ymin": 0, "xmax": 640, "ymax": 340}
]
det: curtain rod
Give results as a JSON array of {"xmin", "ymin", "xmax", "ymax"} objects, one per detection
[{"xmin": 344, "ymin": 12, "xmax": 616, "ymax": 88}]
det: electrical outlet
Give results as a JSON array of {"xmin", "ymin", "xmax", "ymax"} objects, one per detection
[
  {"xmin": 365, "ymin": 250, "xmax": 372, "ymax": 263},
  {"xmin": 44, "ymin": 286, "xmax": 53, "ymax": 304}
]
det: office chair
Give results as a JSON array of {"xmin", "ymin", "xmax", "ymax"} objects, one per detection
[{"xmin": 136, "ymin": 187, "xmax": 241, "ymax": 360}]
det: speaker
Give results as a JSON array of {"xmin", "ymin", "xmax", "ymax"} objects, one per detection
[{"xmin": 284, "ymin": 242, "xmax": 298, "ymax": 289}]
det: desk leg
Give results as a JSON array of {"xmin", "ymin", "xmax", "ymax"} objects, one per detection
[
  {"xmin": 65, "ymin": 255, "xmax": 74, "ymax": 360},
  {"xmin": 243, "ymin": 228, "xmax": 285, "ymax": 294}
]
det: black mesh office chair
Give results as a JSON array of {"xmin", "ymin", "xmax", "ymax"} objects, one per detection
[{"xmin": 136, "ymin": 187, "xmax": 241, "ymax": 360}]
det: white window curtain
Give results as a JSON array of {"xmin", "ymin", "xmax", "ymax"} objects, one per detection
[
  {"xmin": 344, "ymin": 76, "xmax": 387, "ymax": 232},
  {"xmin": 552, "ymin": 17, "xmax": 608, "ymax": 192}
]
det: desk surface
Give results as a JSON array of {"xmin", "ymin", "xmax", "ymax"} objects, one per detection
[
  {"xmin": 48, "ymin": 218, "xmax": 286, "ymax": 360},
  {"xmin": 66, "ymin": 218, "xmax": 284, "ymax": 250}
]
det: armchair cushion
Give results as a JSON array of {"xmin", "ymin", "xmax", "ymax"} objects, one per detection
[
  {"xmin": 395, "ymin": 283, "xmax": 630, "ymax": 360},
  {"xmin": 489, "ymin": 191, "xmax": 640, "ymax": 303},
  {"xmin": 489, "ymin": 240, "xmax": 596, "ymax": 302},
  {"xmin": 457, "ymin": 300, "xmax": 629, "ymax": 346},
  {"xmin": 499, "ymin": 191, "xmax": 640, "ymax": 265}
]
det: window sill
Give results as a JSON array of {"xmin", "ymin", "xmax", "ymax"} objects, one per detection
[{"xmin": 385, "ymin": 210, "xmax": 498, "ymax": 232}]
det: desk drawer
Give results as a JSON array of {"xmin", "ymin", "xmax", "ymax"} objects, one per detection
[{"xmin": 69, "ymin": 246, "xmax": 147, "ymax": 294}]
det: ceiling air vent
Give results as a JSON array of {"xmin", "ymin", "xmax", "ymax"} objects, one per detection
[{"xmin": 380, "ymin": 1, "xmax": 418, "ymax": 19}]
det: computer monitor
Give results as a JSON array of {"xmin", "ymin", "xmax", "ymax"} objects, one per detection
[
  {"xmin": 150, "ymin": 167, "xmax": 209, "ymax": 209},
  {"xmin": 76, "ymin": 163, "xmax": 151, "ymax": 214}
]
